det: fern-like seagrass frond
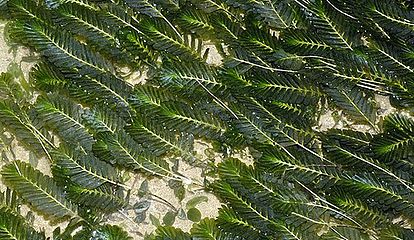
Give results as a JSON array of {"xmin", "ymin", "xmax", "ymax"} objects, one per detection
[
  {"xmin": 139, "ymin": 19, "xmax": 206, "ymax": 61},
  {"xmin": 324, "ymin": 85, "xmax": 378, "ymax": 129},
  {"xmin": 93, "ymin": 131, "xmax": 180, "ymax": 180},
  {"xmin": 0, "ymin": 188, "xmax": 20, "ymax": 213},
  {"xmin": 371, "ymin": 114, "xmax": 414, "ymax": 175},
  {"xmin": 0, "ymin": 72, "xmax": 24, "ymax": 103},
  {"xmin": 176, "ymin": 9, "xmax": 214, "ymax": 38},
  {"xmin": 150, "ymin": 226, "xmax": 192, "ymax": 240},
  {"xmin": 67, "ymin": 185, "xmax": 127, "ymax": 213},
  {"xmin": 189, "ymin": 218, "xmax": 222, "ymax": 240},
  {"xmin": 82, "ymin": 105, "xmax": 127, "ymax": 135},
  {"xmin": 53, "ymin": 2, "xmax": 130, "ymax": 64},
  {"xmin": 244, "ymin": 0, "xmax": 298, "ymax": 29},
  {"xmin": 245, "ymin": 72, "xmax": 322, "ymax": 105},
  {"xmin": 124, "ymin": 0, "xmax": 181, "ymax": 39},
  {"xmin": 365, "ymin": 40, "xmax": 414, "ymax": 76},
  {"xmin": 50, "ymin": 146, "xmax": 120, "ymax": 189},
  {"xmin": 296, "ymin": 0, "xmax": 361, "ymax": 50},
  {"xmin": 9, "ymin": 20, "xmax": 113, "ymax": 75},
  {"xmin": 34, "ymin": 93, "xmax": 95, "ymax": 150},
  {"xmin": 0, "ymin": 101, "xmax": 54, "ymax": 157},
  {"xmin": 1, "ymin": 161, "xmax": 78, "ymax": 220},
  {"xmin": 159, "ymin": 59, "xmax": 223, "ymax": 92},
  {"xmin": 126, "ymin": 116, "xmax": 196, "ymax": 160},
  {"xmin": 367, "ymin": 0, "xmax": 414, "ymax": 42},
  {"xmin": 0, "ymin": 207, "xmax": 46, "ymax": 240},
  {"xmin": 89, "ymin": 224, "xmax": 133, "ymax": 240}
]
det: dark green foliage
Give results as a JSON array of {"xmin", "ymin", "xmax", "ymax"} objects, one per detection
[
  {"xmin": 1, "ymin": 0, "xmax": 414, "ymax": 238},
  {"xmin": 67, "ymin": 185, "xmax": 127, "ymax": 213},
  {"xmin": 90, "ymin": 225, "xmax": 133, "ymax": 240},
  {"xmin": 50, "ymin": 146, "xmax": 120, "ymax": 189},
  {"xmin": 1, "ymin": 160, "xmax": 78, "ymax": 220},
  {"xmin": 34, "ymin": 94, "xmax": 95, "ymax": 150},
  {"xmin": 0, "ymin": 208, "xmax": 46, "ymax": 240}
]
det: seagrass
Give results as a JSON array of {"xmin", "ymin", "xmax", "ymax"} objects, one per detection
[{"xmin": 0, "ymin": 0, "xmax": 413, "ymax": 239}]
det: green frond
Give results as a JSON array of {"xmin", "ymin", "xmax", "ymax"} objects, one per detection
[
  {"xmin": 67, "ymin": 185, "xmax": 127, "ymax": 213},
  {"xmin": 371, "ymin": 114, "xmax": 414, "ymax": 165},
  {"xmin": 116, "ymin": 28, "xmax": 158, "ymax": 66},
  {"xmin": 139, "ymin": 19, "xmax": 206, "ymax": 61},
  {"xmin": 244, "ymin": 0, "xmax": 298, "ymax": 29},
  {"xmin": 55, "ymin": 3, "xmax": 115, "ymax": 45},
  {"xmin": 7, "ymin": 0, "xmax": 51, "ymax": 23},
  {"xmin": 210, "ymin": 13, "xmax": 243, "ymax": 44},
  {"xmin": 158, "ymin": 101, "xmax": 227, "ymax": 139},
  {"xmin": 0, "ymin": 207, "xmax": 46, "ymax": 240},
  {"xmin": 223, "ymin": 52, "xmax": 297, "ymax": 74},
  {"xmin": 151, "ymin": 226, "xmax": 192, "ymax": 240},
  {"xmin": 215, "ymin": 159, "xmax": 325, "ymax": 239},
  {"xmin": 53, "ymin": 3, "xmax": 129, "ymax": 63},
  {"xmin": 268, "ymin": 101, "xmax": 316, "ymax": 128},
  {"xmin": 238, "ymin": 28, "xmax": 281, "ymax": 62},
  {"xmin": 324, "ymin": 85, "xmax": 377, "ymax": 128},
  {"xmin": 124, "ymin": 0, "xmax": 177, "ymax": 30},
  {"xmin": 327, "ymin": 64, "xmax": 388, "ymax": 93},
  {"xmin": 34, "ymin": 94, "xmax": 95, "ymax": 150},
  {"xmin": 297, "ymin": 0, "xmax": 361, "ymax": 50},
  {"xmin": 216, "ymin": 207, "xmax": 263, "ymax": 240},
  {"xmin": 157, "ymin": 60, "xmax": 224, "ymax": 94},
  {"xmin": 281, "ymin": 29, "xmax": 334, "ymax": 55},
  {"xmin": 230, "ymin": 96, "xmax": 319, "ymax": 160},
  {"xmin": 0, "ymin": 72, "xmax": 23, "ymax": 103},
  {"xmin": 324, "ymin": 139, "xmax": 413, "ymax": 191},
  {"xmin": 217, "ymin": 158, "xmax": 302, "ymax": 214},
  {"xmin": 367, "ymin": 0, "xmax": 414, "ymax": 42},
  {"xmin": 129, "ymin": 86, "xmax": 227, "ymax": 139},
  {"xmin": 337, "ymin": 173, "xmax": 414, "ymax": 218},
  {"xmin": 9, "ymin": 20, "xmax": 113, "ymax": 75},
  {"xmin": 190, "ymin": 218, "xmax": 222, "ymax": 240},
  {"xmin": 152, "ymin": 0, "xmax": 180, "ymax": 12},
  {"xmin": 30, "ymin": 62, "xmax": 67, "ymax": 92},
  {"xmin": 45, "ymin": 0, "xmax": 99, "ymax": 10},
  {"xmin": 366, "ymin": 40, "xmax": 414, "ymax": 75},
  {"xmin": 247, "ymin": 72, "xmax": 322, "ymax": 105},
  {"xmin": 129, "ymin": 85, "xmax": 178, "ymax": 112},
  {"xmin": 82, "ymin": 105, "xmax": 126, "ymax": 135},
  {"xmin": 61, "ymin": 75, "xmax": 132, "ymax": 112},
  {"xmin": 176, "ymin": 9, "xmax": 215, "ymax": 38},
  {"xmin": 191, "ymin": 0, "xmax": 235, "ymax": 17},
  {"xmin": 1, "ymin": 160, "xmax": 78, "ymax": 220},
  {"xmin": 257, "ymin": 148, "xmax": 343, "ymax": 186},
  {"xmin": 0, "ymin": 101, "xmax": 54, "ymax": 156},
  {"xmin": 323, "ymin": 129, "xmax": 372, "ymax": 152},
  {"xmin": 93, "ymin": 131, "xmax": 177, "ymax": 180},
  {"xmin": 101, "ymin": 3, "xmax": 141, "ymax": 35},
  {"xmin": 214, "ymin": 179, "xmax": 313, "ymax": 240},
  {"xmin": 379, "ymin": 226, "xmax": 414, "ymax": 240},
  {"xmin": 50, "ymin": 146, "xmax": 120, "ymax": 189},
  {"xmin": 90, "ymin": 225, "xmax": 133, "ymax": 240},
  {"xmin": 0, "ymin": 188, "xmax": 20, "ymax": 213},
  {"xmin": 328, "ymin": 192, "xmax": 390, "ymax": 227},
  {"xmin": 125, "ymin": 116, "xmax": 196, "ymax": 160}
]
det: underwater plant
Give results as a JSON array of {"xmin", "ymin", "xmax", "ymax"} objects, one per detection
[{"xmin": 0, "ymin": 0, "xmax": 413, "ymax": 239}]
